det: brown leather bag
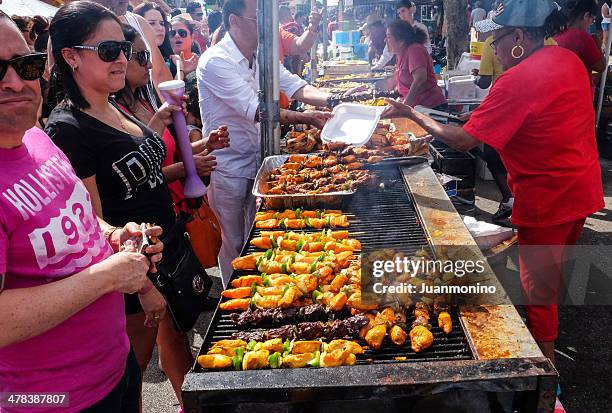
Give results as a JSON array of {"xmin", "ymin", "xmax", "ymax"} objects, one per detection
[{"xmin": 180, "ymin": 196, "xmax": 222, "ymax": 269}]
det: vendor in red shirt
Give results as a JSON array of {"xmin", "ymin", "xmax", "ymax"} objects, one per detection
[
  {"xmin": 377, "ymin": 20, "xmax": 446, "ymax": 109},
  {"xmin": 554, "ymin": 0, "xmax": 605, "ymax": 98},
  {"xmin": 383, "ymin": 0, "xmax": 603, "ymax": 365}
]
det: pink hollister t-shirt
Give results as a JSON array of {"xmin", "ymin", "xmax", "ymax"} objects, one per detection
[{"xmin": 0, "ymin": 128, "xmax": 129, "ymax": 412}]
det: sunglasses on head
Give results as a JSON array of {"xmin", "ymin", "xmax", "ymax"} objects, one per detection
[
  {"xmin": 0, "ymin": 53, "xmax": 47, "ymax": 82},
  {"xmin": 73, "ymin": 40, "xmax": 133, "ymax": 62},
  {"xmin": 131, "ymin": 50, "xmax": 151, "ymax": 67},
  {"xmin": 169, "ymin": 29, "xmax": 188, "ymax": 38}
]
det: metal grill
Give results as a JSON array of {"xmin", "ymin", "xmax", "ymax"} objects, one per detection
[{"xmin": 195, "ymin": 167, "xmax": 473, "ymax": 373}]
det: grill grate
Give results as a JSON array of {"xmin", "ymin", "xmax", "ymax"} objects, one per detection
[{"xmin": 195, "ymin": 167, "xmax": 472, "ymax": 373}]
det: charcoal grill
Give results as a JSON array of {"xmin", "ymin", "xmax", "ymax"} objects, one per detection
[{"xmin": 183, "ymin": 166, "xmax": 557, "ymax": 413}]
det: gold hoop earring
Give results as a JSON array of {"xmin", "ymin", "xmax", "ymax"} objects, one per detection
[{"xmin": 511, "ymin": 45, "xmax": 525, "ymax": 59}]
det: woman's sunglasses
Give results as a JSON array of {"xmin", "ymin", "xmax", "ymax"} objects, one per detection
[
  {"xmin": 0, "ymin": 52, "xmax": 47, "ymax": 81},
  {"xmin": 131, "ymin": 50, "xmax": 151, "ymax": 67},
  {"xmin": 73, "ymin": 40, "xmax": 133, "ymax": 62},
  {"xmin": 169, "ymin": 29, "xmax": 188, "ymax": 38}
]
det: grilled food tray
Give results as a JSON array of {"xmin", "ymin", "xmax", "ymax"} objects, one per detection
[{"xmin": 253, "ymin": 154, "xmax": 356, "ymax": 209}]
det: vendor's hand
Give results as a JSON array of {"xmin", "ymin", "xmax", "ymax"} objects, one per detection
[
  {"xmin": 308, "ymin": 10, "xmax": 322, "ymax": 31},
  {"xmin": 205, "ymin": 125, "xmax": 230, "ymax": 152},
  {"xmin": 301, "ymin": 111, "xmax": 332, "ymax": 129},
  {"xmin": 150, "ymin": 100, "xmax": 186, "ymax": 129},
  {"xmin": 138, "ymin": 286, "xmax": 167, "ymax": 328},
  {"xmin": 180, "ymin": 51, "xmax": 198, "ymax": 75},
  {"xmin": 194, "ymin": 151, "xmax": 217, "ymax": 176},
  {"xmin": 381, "ymin": 98, "xmax": 415, "ymax": 119},
  {"xmin": 458, "ymin": 111, "xmax": 473, "ymax": 122},
  {"xmin": 112, "ymin": 222, "xmax": 164, "ymax": 273}
]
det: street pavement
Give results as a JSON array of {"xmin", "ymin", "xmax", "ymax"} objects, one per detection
[{"xmin": 143, "ymin": 160, "xmax": 612, "ymax": 413}]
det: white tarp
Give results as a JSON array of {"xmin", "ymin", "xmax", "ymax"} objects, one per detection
[{"xmin": 0, "ymin": 0, "xmax": 58, "ymax": 17}]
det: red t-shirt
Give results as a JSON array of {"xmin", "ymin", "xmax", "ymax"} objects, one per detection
[
  {"xmin": 395, "ymin": 43, "xmax": 446, "ymax": 108},
  {"xmin": 464, "ymin": 46, "xmax": 603, "ymax": 228},
  {"xmin": 554, "ymin": 28, "xmax": 602, "ymax": 97}
]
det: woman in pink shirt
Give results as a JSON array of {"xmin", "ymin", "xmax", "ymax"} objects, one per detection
[{"xmin": 377, "ymin": 20, "xmax": 446, "ymax": 109}]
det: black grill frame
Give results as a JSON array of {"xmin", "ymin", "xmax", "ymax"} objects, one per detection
[{"xmin": 183, "ymin": 167, "xmax": 558, "ymax": 413}]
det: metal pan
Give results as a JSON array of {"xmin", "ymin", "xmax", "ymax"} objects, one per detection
[{"xmin": 252, "ymin": 154, "xmax": 356, "ymax": 209}]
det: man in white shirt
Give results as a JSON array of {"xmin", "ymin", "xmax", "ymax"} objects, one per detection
[
  {"xmin": 197, "ymin": 0, "xmax": 336, "ymax": 285},
  {"xmin": 371, "ymin": 0, "xmax": 432, "ymax": 71},
  {"xmin": 471, "ymin": 1, "xmax": 487, "ymax": 26}
]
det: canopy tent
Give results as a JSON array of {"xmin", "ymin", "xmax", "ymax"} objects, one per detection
[{"xmin": 0, "ymin": 0, "xmax": 58, "ymax": 17}]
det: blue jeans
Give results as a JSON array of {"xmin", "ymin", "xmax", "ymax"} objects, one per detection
[{"xmin": 82, "ymin": 350, "xmax": 141, "ymax": 413}]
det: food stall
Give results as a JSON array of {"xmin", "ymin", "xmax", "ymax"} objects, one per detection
[{"xmin": 181, "ymin": 2, "xmax": 557, "ymax": 412}]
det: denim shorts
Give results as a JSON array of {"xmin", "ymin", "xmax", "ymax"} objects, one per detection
[{"xmin": 603, "ymin": 22, "xmax": 610, "ymax": 31}]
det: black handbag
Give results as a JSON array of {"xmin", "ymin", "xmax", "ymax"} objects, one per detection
[{"xmin": 151, "ymin": 211, "xmax": 213, "ymax": 332}]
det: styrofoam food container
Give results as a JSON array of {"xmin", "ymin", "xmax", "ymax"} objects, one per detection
[{"xmin": 321, "ymin": 103, "xmax": 384, "ymax": 147}]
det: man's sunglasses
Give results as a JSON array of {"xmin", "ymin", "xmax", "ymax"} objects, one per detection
[
  {"xmin": 169, "ymin": 29, "xmax": 189, "ymax": 38},
  {"xmin": 73, "ymin": 40, "xmax": 133, "ymax": 62},
  {"xmin": 131, "ymin": 50, "xmax": 151, "ymax": 67},
  {"xmin": 0, "ymin": 53, "xmax": 47, "ymax": 81}
]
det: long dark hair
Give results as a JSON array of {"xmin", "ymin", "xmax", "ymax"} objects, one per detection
[
  {"xmin": 387, "ymin": 20, "xmax": 427, "ymax": 47},
  {"xmin": 49, "ymin": 1, "xmax": 122, "ymax": 109},
  {"xmin": 133, "ymin": 2, "xmax": 173, "ymax": 59},
  {"xmin": 114, "ymin": 25, "xmax": 145, "ymax": 112},
  {"xmin": 559, "ymin": 0, "xmax": 599, "ymax": 27}
]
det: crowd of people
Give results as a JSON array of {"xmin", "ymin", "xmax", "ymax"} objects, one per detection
[{"xmin": 0, "ymin": 0, "xmax": 607, "ymax": 411}]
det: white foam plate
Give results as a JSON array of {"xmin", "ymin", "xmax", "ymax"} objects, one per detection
[{"xmin": 321, "ymin": 103, "xmax": 384, "ymax": 147}]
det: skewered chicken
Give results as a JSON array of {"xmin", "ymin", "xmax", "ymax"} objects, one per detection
[
  {"xmin": 434, "ymin": 304, "xmax": 453, "ymax": 335},
  {"xmin": 409, "ymin": 303, "xmax": 434, "ymax": 352},
  {"xmin": 198, "ymin": 339, "xmax": 363, "ymax": 370}
]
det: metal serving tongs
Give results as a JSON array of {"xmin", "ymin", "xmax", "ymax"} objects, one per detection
[
  {"xmin": 414, "ymin": 105, "xmax": 464, "ymax": 123},
  {"xmin": 137, "ymin": 222, "xmax": 151, "ymax": 255}
]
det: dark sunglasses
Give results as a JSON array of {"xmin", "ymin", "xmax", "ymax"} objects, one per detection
[
  {"xmin": 169, "ymin": 29, "xmax": 188, "ymax": 38},
  {"xmin": 73, "ymin": 40, "xmax": 133, "ymax": 62},
  {"xmin": 131, "ymin": 50, "xmax": 151, "ymax": 67},
  {"xmin": 0, "ymin": 53, "xmax": 47, "ymax": 81}
]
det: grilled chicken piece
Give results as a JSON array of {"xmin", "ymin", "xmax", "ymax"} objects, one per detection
[
  {"xmin": 329, "ymin": 291, "xmax": 348, "ymax": 311},
  {"xmin": 326, "ymin": 339, "xmax": 364, "ymax": 354},
  {"xmin": 231, "ymin": 275, "xmax": 263, "ymax": 288},
  {"xmin": 292, "ymin": 340, "xmax": 322, "ymax": 354},
  {"xmin": 347, "ymin": 291, "xmax": 379, "ymax": 311},
  {"xmin": 279, "ymin": 286, "xmax": 302, "ymax": 308},
  {"xmin": 324, "ymin": 155, "xmax": 338, "ymax": 167},
  {"xmin": 219, "ymin": 298, "xmax": 251, "ymax": 311},
  {"xmin": 231, "ymin": 254, "xmax": 262, "ymax": 270},
  {"xmin": 320, "ymin": 349, "xmax": 350, "ymax": 367},
  {"xmin": 435, "ymin": 305, "xmax": 453, "ymax": 335},
  {"xmin": 256, "ymin": 286, "xmax": 284, "ymax": 296},
  {"xmin": 390, "ymin": 325, "xmax": 408, "ymax": 346},
  {"xmin": 242, "ymin": 349, "xmax": 269, "ymax": 370},
  {"xmin": 207, "ymin": 340, "xmax": 247, "ymax": 357},
  {"xmin": 197, "ymin": 354, "xmax": 232, "ymax": 369},
  {"xmin": 367, "ymin": 155, "xmax": 384, "ymax": 163},
  {"xmin": 303, "ymin": 156, "xmax": 322, "ymax": 168},
  {"xmin": 255, "ymin": 338, "xmax": 284, "ymax": 353},
  {"xmin": 345, "ymin": 162, "xmax": 364, "ymax": 171},
  {"xmin": 283, "ymin": 353, "xmax": 314, "ymax": 368},
  {"xmin": 364, "ymin": 324, "xmax": 387, "ymax": 350},
  {"xmin": 409, "ymin": 325, "xmax": 434, "ymax": 352},
  {"xmin": 252, "ymin": 294, "xmax": 281, "ymax": 309},
  {"xmin": 288, "ymin": 155, "xmax": 306, "ymax": 163},
  {"xmin": 221, "ymin": 287, "xmax": 252, "ymax": 299}
]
